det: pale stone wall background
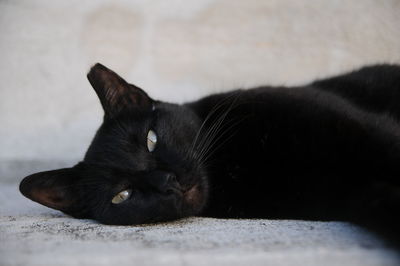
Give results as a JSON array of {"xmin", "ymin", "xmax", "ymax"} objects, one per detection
[{"xmin": 1, "ymin": 0, "xmax": 400, "ymax": 179}]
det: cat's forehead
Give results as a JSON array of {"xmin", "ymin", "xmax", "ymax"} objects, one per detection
[
  {"xmin": 83, "ymin": 101, "xmax": 199, "ymax": 170},
  {"xmin": 154, "ymin": 102, "xmax": 201, "ymax": 124}
]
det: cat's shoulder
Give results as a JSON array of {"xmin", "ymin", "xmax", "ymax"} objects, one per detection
[{"xmin": 312, "ymin": 64, "xmax": 400, "ymax": 87}]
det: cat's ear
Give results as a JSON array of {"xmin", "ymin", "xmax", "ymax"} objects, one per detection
[
  {"xmin": 19, "ymin": 167, "xmax": 81, "ymax": 213},
  {"xmin": 87, "ymin": 63, "xmax": 153, "ymax": 118}
]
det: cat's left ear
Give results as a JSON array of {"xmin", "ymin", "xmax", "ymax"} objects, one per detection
[
  {"xmin": 19, "ymin": 167, "xmax": 82, "ymax": 214},
  {"xmin": 87, "ymin": 63, "xmax": 153, "ymax": 118}
]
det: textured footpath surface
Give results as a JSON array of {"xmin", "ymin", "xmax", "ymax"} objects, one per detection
[{"xmin": 1, "ymin": 183, "xmax": 400, "ymax": 266}]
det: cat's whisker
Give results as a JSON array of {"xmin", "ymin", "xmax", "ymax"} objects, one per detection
[
  {"xmin": 191, "ymin": 92, "xmax": 241, "ymax": 146},
  {"xmin": 189, "ymin": 103, "xmax": 224, "ymax": 157},
  {"xmin": 195, "ymin": 100, "xmax": 256, "ymax": 165},
  {"xmin": 189, "ymin": 91, "xmax": 242, "ymax": 158},
  {"xmin": 195, "ymin": 116, "xmax": 228, "ymax": 161},
  {"xmin": 197, "ymin": 117, "xmax": 248, "ymax": 168},
  {"xmin": 195, "ymin": 116, "xmax": 237, "ymax": 163},
  {"xmin": 199, "ymin": 127, "xmax": 243, "ymax": 168},
  {"xmin": 201, "ymin": 116, "xmax": 247, "ymax": 158},
  {"xmin": 197, "ymin": 116, "xmax": 249, "ymax": 168},
  {"xmin": 194, "ymin": 94, "xmax": 243, "ymax": 163},
  {"xmin": 193, "ymin": 94, "xmax": 241, "ymax": 161}
]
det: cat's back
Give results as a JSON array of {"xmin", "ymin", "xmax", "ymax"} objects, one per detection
[
  {"xmin": 188, "ymin": 64, "xmax": 400, "ymax": 190},
  {"xmin": 195, "ymin": 65, "xmax": 400, "ymax": 219},
  {"xmin": 311, "ymin": 64, "xmax": 400, "ymax": 117}
]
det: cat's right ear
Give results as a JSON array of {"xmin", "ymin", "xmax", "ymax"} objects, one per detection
[
  {"xmin": 87, "ymin": 63, "xmax": 153, "ymax": 118},
  {"xmin": 19, "ymin": 167, "xmax": 82, "ymax": 214}
]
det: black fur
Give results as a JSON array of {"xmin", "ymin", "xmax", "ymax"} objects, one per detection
[{"xmin": 20, "ymin": 63, "xmax": 400, "ymax": 243}]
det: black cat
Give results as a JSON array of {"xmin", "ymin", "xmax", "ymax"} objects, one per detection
[{"xmin": 20, "ymin": 64, "xmax": 400, "ymax": 240}]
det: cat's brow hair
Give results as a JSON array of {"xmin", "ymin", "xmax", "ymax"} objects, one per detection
[{"xmin": 53, "ymin": 179, "xmax": 110, "ymax": 190}]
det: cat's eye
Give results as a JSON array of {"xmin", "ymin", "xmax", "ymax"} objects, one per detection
[
  {"xmin": 111, "ymin": 189, "xmax": 132, "ymax": 204},
  {"xmin": 147, "ymin": 129, "xmax": 157, "ymax": 152}
]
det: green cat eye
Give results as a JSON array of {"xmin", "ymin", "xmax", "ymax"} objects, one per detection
[
  {"xmin": 147, "ymin": 129, "xmax": 157, "ymax": 152},
  {"xmin": 111, "ymin": 189, "xmax": 132, "ymax": 204}
]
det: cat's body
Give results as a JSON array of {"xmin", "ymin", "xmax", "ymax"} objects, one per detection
[
  {"xmin": 20, "ymin": 64, "xmax": 400, "ymax": 241},
  {"xmin": 189, "ymin": 66, "xmax": 400, "ymax": 224}
]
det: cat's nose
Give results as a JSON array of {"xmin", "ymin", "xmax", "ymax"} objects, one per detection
[
  {"xmin": 166, "ymin": 173, "xmax": 177, "ymax": 185},
  {"xmin": 147, "ymin": 171, "xmax": 181, "ymax": 194},
  {"xmin": 164, "ymin": 173, "xmax": 182, "ymax": 194}
]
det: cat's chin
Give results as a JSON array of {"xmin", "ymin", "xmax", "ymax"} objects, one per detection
[
  {"xmin": 183, "ymin": 185, "xmax": 201, "ymax": 206},
  {"xmin": 180, "ymin": 179, "xmax": 208, "ymax": 216}
]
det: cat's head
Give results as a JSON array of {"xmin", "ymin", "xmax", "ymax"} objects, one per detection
[{"xmin": 19, "ymin": 63, "xmax": 209, "ymax": 224}]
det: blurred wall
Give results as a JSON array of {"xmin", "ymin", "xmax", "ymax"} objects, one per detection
[{"xmin": 1, "ymin": 0, "xmax": 400, "ymax": 179}]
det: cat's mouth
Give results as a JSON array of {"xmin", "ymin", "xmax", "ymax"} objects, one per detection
[
  {"xmin": 174, "ymin": 172, "xmax": 208, "ymax": 215},
  {"xmin": 180, "ymin": 183, "xmax": 206, "ymax": 215},
  {"xmin": 171, "ymin": 183, "xmax": 196, "ymax": 198},
  {"xmin": 183, "ymin": 185, "xmax": 200, "ymax": 204},
  {"xmin": 165, "ymin": 181, "xmax": 202, "ymax": 215}
]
